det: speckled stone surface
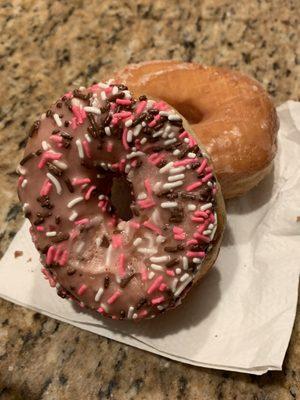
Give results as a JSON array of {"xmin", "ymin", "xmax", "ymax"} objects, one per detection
[{"xmin": 0, "ymin": 0, "xmax": 299, "ymax": 398}]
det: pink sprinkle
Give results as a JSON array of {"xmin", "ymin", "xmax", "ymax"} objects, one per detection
[
  {"xmin": 186, "ymin": 181, "xmax": 203, "ymax": 192},
  {"xmin": 174, "ymin": 234, "xmax": 185, "ymax": 241},
  {"xmin": 196, "ymin": 159, "xmax": 207, "ymax": 175},
  {"xmin": 166, "ymin": 269, "xmax": 175, "ymax": 277},
  {"xmin": 151, "ymin": 296, "xmax": 165, "ymax": 305},
  {"xmin": 122, "ymin": 127, "xmax": 129, "ymax": 150},
  {"xmin": 85, "ymin": 185, "xmax": 96, "ymax": 200},
  {"xmin": 112, "ymin": 315, "xmax": 117, "ymax": 320},
  {"xmin": 118, "ymin": 253, "xmax": 126, "ymax": 277},
  {"xmin": 40, "ymin": 179, "xmax": 52, "ymax": 196},
  {"xmin": 41, "ymin": 268, "xmax": 56, "ymax": 287},
  {"xmin": 131, "ymin": 159, "xmax": 138, "ymax": 167},
  {"xmin": 191, "ymin": 216, "xmax": 205, "ymax": 223},
  {"xmin": 173, "ymin": 158, "xmax": 195, "ymax": 167},
  {"xmin": 114, "ymin": 111, "xmax": 132, "ymax": 119},
  {"xmin": 104, "ymin": 86, "xmax": 113, "ymax": 94},
  {"xmin": 46, "ymin": 246, "xmax": 56, "ymax": 265},
  {"xmin": 213, "ymin": 187, "xmax": 217, "ymax": 195},
  {"xmin": 89, "ymin": 84, "xmax": 99, "ymax": 92},
  {"xmin": 143, "ymin": 220, "xmax": 162, "ymax": 235},
  {"xmin": 141, "ymin": 268, "xmax": 147, "ymax": 281},
  {"xmin": 38, "ymin": 151, "xmax": 62, "ymax": 169},
  {"xmin": 107, "ymin": 290, "xmax": 122, "ymax": 305},
  {"xmin": 36, "ymin": 226, "xmax": 44, "ymax": 232},
  {"xmin": 64, "ymin": 91, "xmax": 73, "ymax": 99},
  {"xmin": 209, "ymin": 213, "xmax": 215, "ymax": 223},
  {"xmin": 205, "ymin": 166, "xmax": 213, "ymax": 173},
  {"xmin": 187, "ymin": 251, "xmax": 205, "ymax": 258},
  {"xmin": 197, "ymin": 223, "xmax": 208, "ymax": 234},
  {"xmin": 186, "ymin": 239, "xmax": 198, "ymax": 246},
  {"xmin": 194, "ymin": 211, "xmax": 208, "ymax": 218},
  {"xmin": 193, "ymin": 233, "xmax": 211, "ymax": 243},
  {"xmin": 147, "ymin": 275, "xmax": 164, "ymax": 294},
  {"xmin": 129, "ymin": 221, "xmax": 140, "ymax": 229},
  {"xmin": 71, "ymin": 105, "xmax": 86, "ymax": 125},
  {"xmin": 138, "ymin": 199, "xmax": 156, "ymax": 209},
  {"xmin": 72, "ymin": 178, "xmax": 91, "ymax": 185},
  {"xmin": 179, "ymin": 131, "xmax": 188, "ymax": 139},
  {"xmin": 112, "ymin": 117, "xmax": 119, "ymax": 125},
  {"xmin": 148, "ymin": 119, "xmax": 157, "ymax": 127},
  {"xmin": 58, "ymin": 250, "xmax": 68, "ymax": 266},
  {"xmin": 97, "ymin": 307, "xmax": 104, "ymax": 314},
  {"xmin": 135, "ymin": 100, "xmax": 146, "ymax": 115},
  {"xmin": 82, "ymin": 140, "xmax": 92, "ymax": 158},
  {"xmin": 110, "ymin": 103, "xmax": 117, "ymax": 112},
  {"xmin": 77, "ymin": 284, "xmax": 87, "ymax": 296},
  {"xmin": 202, "ymin": 173, "xmax": 213, "ymax": 183},
  {"xmin": 74, "ymin": 218, "xmax": 89, "ymax": 226},
  {"xmin": 173, "ymin": 226, "xmax": 184, "ymax": 234},
  {"xmin": 139, "ymin": 309, "xmax": 148, "ymax": 317},
  {"xmin": 112, "ymin": 234, "xmax": 122, "ymax": 248},
  {"xmin": 107, "ymin": 142, "xmax": 113, "ymax": 152},
  {"xmin": 153, "ymin": 101, "xmax": 168, "ymax": 111},
  {"xmin": 116, "ymin": 98, "xmax": 132, "ymax": 105},
  {"xmin": 54, "ymin": 245, "xmax": 63, "ymax": 263},
  {"xmin": 159, "ymin": 283, "xmax": 167, "ymax": 291},
  {"xmin": 144, "ymin": 178, "xmax": 152, "ymax": 196},
  {"xmin": 148, "ymin": 153, "xmax": 165, "ymax": 165},
  {"xmin": 50, "ymin": 135, "xmax": 63, "ymax": 143}
]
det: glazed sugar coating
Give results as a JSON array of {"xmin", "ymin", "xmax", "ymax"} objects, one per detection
[{"xmin": 18, "ymin": 81, "xmax": 219, "ymax": 320}]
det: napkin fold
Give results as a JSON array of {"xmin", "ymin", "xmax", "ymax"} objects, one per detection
[{"xmin": 1, "ymin": 101, "xmax": 299, "ymax": 375}]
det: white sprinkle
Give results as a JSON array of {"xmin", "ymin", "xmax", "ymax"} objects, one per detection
[
  {"xmin": 156, "ymin": 235, "xmax": 166, "ymax": 243},
  {"xmin": 150, "ymin": 264, "xmax": 164, "ymax": 271},
  {"xmin": 200, "ymin": 203, "xmax": 212, "ymax": 211},
  {"xmin": 137, "ymin": 247, "xmax": 156, "ymax": 255},
  {"xmin": 123, "ymin": 90, "xmax": 131, "ymax": 99},
  {"xmin": 69, "ymin": 211, "xmax": 78, "ymax": 221},
  {"xmin": 105, "ymin": 126, "xmax": 111, "ymax": 136},
  {"xmin": 100, "ymin": 302, "xmax": 108, "ymax": 313},
  {"xmin": 95, "ymin": 237, "xmax": 101, "ymax": 247},
  {"xmin": 75, "ymin": 139, "xmax": 84, "ymax": 159},
  {"xmin": 193, "ymin": 258, "xmax": 202, "ymax": 263},
  {"xmin": 207, "ymin": 181, "xmax": 213, "ymax": 187},
  {"xmin": 157, "ymin": 305, "xmax": 165, "ymax": 311},
  {"xmin": 127, "ymin": 130, "xmax": 133, "ymax": 142},
  {"xmin": 133, "ymin": 238, "xmax": 142, "ymax": 246},
  {"xmin": 42, "ymin": 141, "xmax": 50, "ymax": 150},
  {"xmin": 112, "ymin": 86, "xmax": 118, "ymax": 95},
  {"xmin": 162, "ymin": 130, "xmax": 169, "ymax": 139},
  {"xmin": 94, "ymin": 287, "xmax": 104, "ymax": 302},
  {"xmin": 173, "ymin": 149, "xmax": 181, "ymax": 156},
  {"xmin": 162, "ymin": 181, "xmax": 183, "ymax": 190},
  {"xmin": 159, "ymin": 161, "xmax": 173, "ymax": 174},
  {"xmin": 161, "ymin": 201, "xmax": 178, "ymax": 208},
  {"xmin": 142, "ymin": 121, "xmax": 146, "ymax": 127},
  {"xmin": 127, "ymin": 306, "xmax": 134, "ymax": 319},
  {"xmin": 140, "ymin": 137, "xmax": 147, "ymax": 144},
  {"xmin": 67, "ymin": 196, "xmax": 84, "ymax": 208},
  {"xmin": 98, "ymin": 82, "xmax": 109, "ymax": 89},
  {"xmin": 165, "ymin": 125, "xmax": 172, "ymax": 133},
  {"xmin": 125, "ymin": 164, "xmax": 131, "ymax": 173},
  {"xmin": 203, "ymin": 229, "xmax": 212, "ymax": 235},
  {"xmin": 126, "ymin": 151, "xmax": 145, "ymax": 159},
  {"xmin": 188, "ymin": 152, "xmax": 196, "ymax": 158},
  {"xmin": 168, "ymin": 114, "xmax": 181, "ymax": 121},
  {"xmin": 167, "ymin": 132, "xmax": 175, "ymax": 139},
  {"xmin": 184, "ymin": 138, "xmax": 190, "ymax": 143},
  {"xmin": 133, "ymin": 124, "xmax": 142, "ymax": 136},
  {"xmin": 153, "ymin": 130, "xmax": 163, "ymax": 138},
  {"xmin": 210, "ymin": 225, "xmax": 217, "ymax": 240},
  {"xmin": 46, "ymin": 231, "xmax": 57, "ymax": 237},
  {"xmin": 168, "ymin": 173, "xmax": 184, "ymax": 182},
  {"xmin": 125, "ymin": 119, "xmax": 133, "ymax": 127},
  {"xmin": 208, "ymin": 223, "xmax": 214, "ymax": 230},
  {"xmin": 132, "ymin": 313, "xmax": 138, "ymax": 319},
  {"xmin": 53, "ymin": 160, "xmax": 68, "ymax": 170},
  {"xmin": 46, "ymin": 173, "xmax": 62, "ymax": 195},
  {"xmin": 85, "ymin": 134, "xmax": 92, "ymax": 143},
  {"xmin": 41, "ymin": 113, "xmax": 46, "ymax": 120},
  {"xmin": 169, "ymin": 166, "xmax": 185, "ymax": 174},
  {"xmin": 76, "ymin": 241, "xmax": 85, "ymax": 253},
  {"xmin": 100, "ymin": 91, "xmax": 107, "ymax": 100},
  {"xmin": 164, "ymin": 138, "xmax": 177, "ymax": 146},
  {"xmin": 22, "ymin": 203, "xmax": 29, "ymax": 212},
  {"xmin": 148, "ymin": 271, "xmax": 155, "ymax": 280},
  {"xmin": 175, "ymin": 268, "xmax": 181, "ymax": 275},
  {"xmin": 84, "ymin": 106, "xmax": 101, "ymax": 115},
  {"xmin": 98, "ymin": 194, "xmax": 105, "ymax": 200},
  {"xmin": 17, "ymin": 165, "xmax": 26, "ymax": 175},
  {"xmin": 21, "ymin": 179, "xmax": 28, "ymax": 188},
  {"xmin": 180, "ymin": 273, "xmax": 190, "ymax": 282},
  {"xmin": 182, "ymin": 256, "xmax": 188, "ymax": 270},
  {"xmin": 187, "ymin": 204, "xmax": 196, "ymax": 211},
  {"xmin": 171, "ymin": 278, "xmax": 179, "ymax": 292},
  {"xmin": 174, "ymin": 276, "xmax": 193, "ymax": 297},
  {"xmin": 53, "ymin": 113, "xmax": 62, "ymax": 127},
  {"xmin": 137, "ymin": 192, "xmax": 147, "ymax": 200},
  {"xmin": 153, "ymin": 182, "xmax": 162, "ymax": 192},
  {"xmin": 159, "ymin": 111, "xmax": 170, "ymax": 117},
  {"xmin": 150, "ymin": 256, "xmax": 170, "ymax": 263}
]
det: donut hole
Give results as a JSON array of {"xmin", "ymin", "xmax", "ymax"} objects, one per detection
[{"xmin": 165, "ymin": 100, "xmax": 203, "ymax": 124}]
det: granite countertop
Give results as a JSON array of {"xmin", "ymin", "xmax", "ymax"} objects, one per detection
[{"xmin": 0, "ymin": 1, "xmax": 299, "ymax": 398}]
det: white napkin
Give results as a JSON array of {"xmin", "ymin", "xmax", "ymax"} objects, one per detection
[{"xmin": 1, "ymin": 101, "xmax": 299, "ymax": 375}]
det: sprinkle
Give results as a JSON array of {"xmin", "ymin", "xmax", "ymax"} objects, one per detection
[
  {"xmin": 194, "ymin": 210, "xmax": 209, "ymax": 218},
  {"xmin": 58, "ymin": 249, "xmax": 68, "ymax": 266},
  {"xmin": 150, "ymin": 264, "xmax": 164, "ymax": 271},
  {"xmin": 21, "ymin": 179, "xmax": 28, "ymax": 188},
  {"xmin": 67, "ymin": 196, "xmax": 84, "ymax": 208},
  {"xmin": 133, "ymin": 124, "xmax": 142, "ymax": 137},
  {"xmin": 174, "ymin": 276, "xmax": 193, "ymax": 297},
  {"xmin": 162, "ymin": 181, "xmax": 183, "ymax": 190},
  {"xmin": 200, "ymin": 203, "xmax": 212, "ymax": 211},
  {"xmin": 150, "ymin": 256, "xmax": 170, "ymax": 263},
  {"xmin": 173, "ymin": 159, "xmax": 195, "ymax": 167},
  {"xmin": 135, "ymin": 100, "xmax": 146, "ymax": 115},
  {"xmin": 166, "ymin": 269, "xmax": 175, "ymax": 277},
  {"xmin": 137, "ymin": 193, "xmax": 147, "ymax": 200},
  {"xmin": 159, "ymin": 283, "xmax": 167, "ymax": 291},
  {"xmin": 129, "ymin": 221, "xmax": 140, "ymax": 229},
  {"xmin": 53, "ymin": 113, "xmax": 62, "ymax": 127},
  {"xmin": 182, "ymin": 256, "xmax": 188, "ymax": 270},
  {"xmin": 46, "ymin": 231, "xmax": 57, "ymax": 237},
  {"xmin": 68, "ymin": 211, "xmax": 78, "ymax": 222},
  {"xmin": 46, "ymin": 173, "xmax": 62, "ymax": 194},
  {"xmin": 105, "ymin": 126, "xmax": 111, "ymax": 136},
  {"xmin": 84, "ymin": 106, "xmax": 101, "ymax": 114},
  {"xmin": 151, "ymin": 296, "xmax": 165, "ymax": 305},
  {"xmin": 94, "ymin": 287, "xmax": 104, "ymax": 302},
  {"xmin": 82, "ymin": 140, "xmax": 92, "ymax": 158},
  {"xmin": 133, "ymin": 238, "xmax": 142, "ymax": 246},
  {"xmin": 144, "ymin": 178, "xmax": 153, "ymax": 196},
  {"xmin": 125, "ymin": 119, "xmax": 133, "ymax": 128},
  {"xmin": 193, "ymin": 258, "xmax": 202, "ymax": 263},
  {"xmin": 143, "ymin": 220, "xmax": 162, "ymax": 235},
  {"xmin": 141, "ymin": 268, "xmax": 147, "ymax": 281},
  {"xmin": 186, "ymin": 181, "xmax": 202, "ymax": 192},
  {"xmin": 137, "ymin": 247, "xmax": 156, "ymax": 255},
  {"xmin": 187, "ymin": 251, "xmax": 205, "ymax": 258},
  {"xmin": 168, "ymin": 114, "xmax": 181, "ymax": 121},
  {"xmin": 132, "ymin": 313, "xmax": 138, "ymax": 319},
  {"xmin": 100, "ymin": 91, "xmax": 107, "ymax": 100},
  {"xmin": 159, "ymin": 161, "xmax": 174, "ymax": 174},
  {"xmin": 127, "ymin": 306, "xmax": 135, "ymax": 319},
  {"xmin": 161, "ymin": 202, "xmax": 178, "ymax": 208},
  {"xmin": 72, "ymin": 178, "xmax": 91, "ymax": 185},
  {"xmin": 156, "ymin": 235, "xmax": 166, "ymax": 243},
  {"xmin": 122, "ymin": 127, "xmax": 129, "ymax": 150},
  {"xmin": 202, "ymin": 173, "xmax": 213, "ymax": 183},
  {"xmin": 173, "ymin": 149, "xmax": 181, "ymax": 156},
  {"xmin": 138, "ymin": 199, "xmax": 156, "ymax": 209},
  {"xmin": 188, "ymin": 152, "xmax": 196, "ymax": 158},
  {"xmin": 203, "ymin": 229, "xmax": 212, "ymax": 235},
  {"xmin": 75, "ymin": 139, "xmax": 84, "ymax": 159},
  {"xmin": 180, "ymin": 273, "xmax": 190, "ymax": 282},
  {"xmin": 118, "ymin": 253, "xmax": 126, "ymax": 277},
  {"xmin": 112, "ymin": 234, "xmax": 122, "ymax": 248},
  {"xmin": 42, "ymin": 141, "xmax": 51, "ymax": 150},
  {"xmin": 164, "ymin": 138, "xmax": 177, "ymax": 146},
  {"xmin": 77, "ymin": 284, "xmax": 88, "ymax": 296},
  {"xmin": 107, "ymin": 290, "xmax": 122, "ymax": 305},
  {"xmin": 38, "ymin": 151, "xmax": 62, "ymax": 169},
  {"xmin": 126, "ymin": 151, "xmax": 145, "ymax": 159},
  {"xmin": 140, "ymin": 137, "xmax": 147, "ymax": 144},
  {"xmin": 187, "ymin": 204, "xmax": 196, "ymax": 211},
  {"xmin": 74, "ymin": 218, "xmax": 89, "ymax": 226},
  {"xmin": 196, "ymin": 159, "xmax": 207, "ymax": 174},
  {"xmin": 53, "ymin": 160, "xmax": 68, "ymax": 170},
  {"xmin": 147, "ymin": 275, "xmax": 163, "ymax": 294},
  {"xmin": 168, "ymin": 174, "xmax": 185, "ymax": 182},
  {"xmin": 85, "ymin": 185, "xmax": 96, "ymax": 200},
  {"xmin": 171, "ymin": 278, "xmax": 179, "ymax": 292}
]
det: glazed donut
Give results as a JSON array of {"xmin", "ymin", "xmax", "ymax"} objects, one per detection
[
  {"xmin": 17, "ymin": 82, "xmax": 225, "ymax": 320},
  {"xmin": 113, "ymin": 61, "xmax": 279, "ymax": 199}
]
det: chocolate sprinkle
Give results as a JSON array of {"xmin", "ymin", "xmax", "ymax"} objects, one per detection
[
  {"xmin": 28, "ymin": 120, "xmax": 40, "ymax": 138},
  {"xmin": 100, "ymin": 235, "xmax": 110, "ymax": 248},
  {"xmin": 104, "ymin": 276, "xmax": 110, "ymax": 289},
  {"xmin": 20, "ymin": 152, "xmax": 34, "ymax": 166},
  {"xmin": 120, "ymin": 273, "xmax": 135, "ymax": 288},
  {"xmin": 165, "ymin": 258, "xmax": 179, "ymax": 268}
]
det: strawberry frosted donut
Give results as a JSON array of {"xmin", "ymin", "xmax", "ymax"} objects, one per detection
[{"xmin": 17, "ymin": 82, "xmax": 225, "ymax": 320}]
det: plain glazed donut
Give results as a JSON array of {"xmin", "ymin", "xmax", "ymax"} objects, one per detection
[
  {"xmin": 113, "ymin": 61, "xmax": 279, "ymax": 199},
  {"xmin": 17, "ymin": 82, "xmax": 226, "ymax": 320}
]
